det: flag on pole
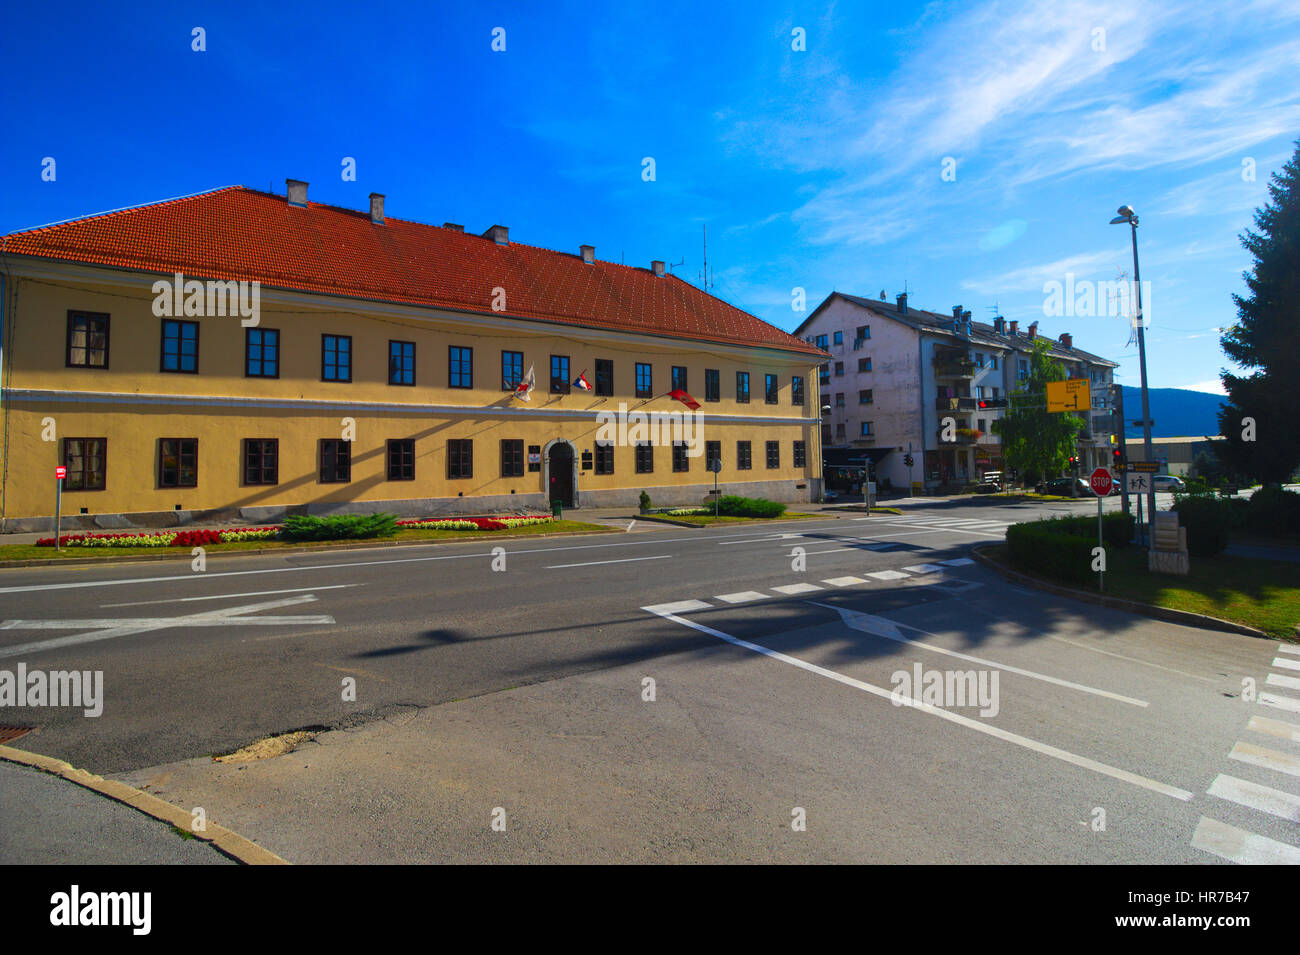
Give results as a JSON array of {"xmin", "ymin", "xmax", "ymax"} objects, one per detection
[
  {"xmin": 513, "ymin": 364, "xmax": 535, "ymax": 401},
  {"xmin": 668, "ymin": 388, "xmax": 701, "ymax": 410},
  {"xmin": 573, "ymin": 371, "xmax": 593, "ymax": 392}
]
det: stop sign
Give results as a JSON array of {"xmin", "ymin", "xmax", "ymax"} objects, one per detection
[
  {"xmin": 54, "ymin": 466, "xmax": 67, "ymax": 480},
  {"xmin": 1089, "ymin": 467, "xmax": 1112, "ymax": 497}
]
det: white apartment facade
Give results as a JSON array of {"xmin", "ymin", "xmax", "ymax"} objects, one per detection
[{"xmin": 796, "ymin": 292, "xmax": 1119, "ymax": 492}]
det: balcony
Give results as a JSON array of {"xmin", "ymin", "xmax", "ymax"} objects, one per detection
[
  {"xmin": 937, "ymin": 428, "xmax": 981, "ymax": 446},
  {"xmin": 853, "ymin": 434, "xmax": 876, "ymax": 445},
  {"xmin": 935, "ymin": 396, "xmax": 978, "ymax": 412},
  {"xmin": 933, "ymin": 353, "xmax": 976, "ymax": 378}
]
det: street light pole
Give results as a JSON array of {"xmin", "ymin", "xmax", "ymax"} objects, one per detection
[{"xmin": 1111, "ymin": 205, "xmax": 1156, "ymax": 548}]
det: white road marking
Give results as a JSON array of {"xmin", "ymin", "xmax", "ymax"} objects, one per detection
[
  {"xmin": 940, "ymin": 558, "xmax": 976, "ymax": 567},
  {"xmin": 1191, "ymin": 816, "xmax": 1300, "ymax": 865},
  {"xmin": 0, "ymin": 595, "xmax": 334, "ymax": 660},
  {"xmin": 642, "ymin": 600, "xmax": 712, "ymax": 615},
  {"xmin": 545, "ymin": 555, "xmax": 672, "ymax": 569},
  {"xmin": 822, "ymin": 577, "xmax": 866, "ymax": 587},
  {"xmin": 808, "ymin": 602, "xmax": 1148, "ymax": 707},
  {"xmin": 1044, "ymin": 633, "xmax": 1216, "ymax": 683},
  {"xmin": 1229, "ymin": 741, "xmax": 1300, "ymax": 778},
  {"xmin": 1266, "ymin": 673, "xmax": 1300, "ymax": 691},
  {"xmin": 772, "ymin": 583, "xmax": 823, "ymax": 595},
  {"xmin": 1277, "ymin": 643, "xmax": 1300, "ymax": 656},
  {"xmin": 869, "ymin": 521, "xmax": 1008, "ymax": 538},
  {"xmin": 867, "ymin": 570, "xmax": 910, "ymax": 581},
  {"xmin": 715, "ymin": 591, "xmax": 768, "ymax": 604},
  {"xmin": 1248, "ymin": 714, "xmax": 1300, "ymax": 743},
  {"xmin": 627, "ymin": 520, "xmax": 636, "ymax": 532},
  {"xmin": 903, "ymin": 564, "xmax": 945, "ymax": 574},
  {"xmin": 1273, "ymin": 656, "xmax": 1300, "ymax": 672},
  {"xmin": 1260, "ymin": 692, "xmax": 1300, "ymax": 714},
  {"xmin": 1207, "ymin": 773, "xmax": 1300, "ymax": 821},
  {"xmin": 102, "ymin": 584, "xmax": 359, "ymax": 608},
  {"xmin": 644, "ymin": 608, "xmax": 1192, "ymax": 801}
]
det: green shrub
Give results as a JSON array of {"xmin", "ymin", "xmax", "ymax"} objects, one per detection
[
  {"xmin": 639, "ymin": 491, "xmax": 651, "ymax": 512},
  {"xmin": 1032, "ymin": 512, "xmax": 1134, "ymax": 547},
  {"xmin": 1006, "ymin": 522, "xmax": 1104, "ymax": 586},
  {"xmin": 1171, "ymin": 496, "xmax": 1232, "ymax": 556},
  {"xmin": 1244, "ymin": 485, "xmax": 1300, "ymax": 538},
  {"xmin": 280, "ymin": 512, "xmax": 398, "ymax": 541},
  {"xmin": 716, "ymin": 495, "xmax": 787, "ymax": 518}
]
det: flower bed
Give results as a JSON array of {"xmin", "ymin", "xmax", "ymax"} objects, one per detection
[
  {"xmin": 395, "ymin": 516, "xmax": 555, "ymax": 531},
  {"xmin": 36, "ymin": 527, "xmax": 280, "ymax": 548}
]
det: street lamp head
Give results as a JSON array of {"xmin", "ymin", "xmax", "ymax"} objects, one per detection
[
  {"xmin": 821, "ymin": 405, "xmax": 832, "ymax": 415},
  {"xmin": 1110, "ymin": 204, "xmax": 1137, "ymax": 225},
  {"xmin": 1117, "ymin": 204, "xmax": 1135, "ymax": 218}
]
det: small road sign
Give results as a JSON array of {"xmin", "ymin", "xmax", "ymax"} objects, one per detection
[
  {"xmin": 1046, "ymin": 378, "xmax": 1091, "ymax": 413},
  {"xmin": 1131, "ymin": 460, "xmax": 1159, "ymax": 473},
  {"xmin": 1126, "ymin": 472, "xmax": 1150, "ymax": 494},
  {"xmin": 1089, "ymin": 468, "xmax": 1113, "ymax": 497},
  {"xmin": 54, "ymin": 466, "xmax": 67, "ymax": 479}
]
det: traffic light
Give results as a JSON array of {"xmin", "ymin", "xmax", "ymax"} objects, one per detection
[
  {"xmin": 1068, "ymin": 455, "xmax": 1078, "ymax": 468},
  {"xmin": 977, "ymin": 397, "xmax": 1008, "ymax": 409},
  {"xmin": 1112, "ymin": 447, "xmax": 1121, "ymax": 464}
]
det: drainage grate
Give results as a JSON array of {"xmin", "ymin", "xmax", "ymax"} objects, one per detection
[{"xmin": 0, "ymin": 726, "xmax": 34, "ymax": 744}]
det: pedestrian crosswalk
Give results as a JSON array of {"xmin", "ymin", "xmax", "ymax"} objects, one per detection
[
  {"xmin": 642, "ymin": 559, "xmax": 978, "ymax": 617},
  {"xmin": 1193, "ymin": 644, "xmax": 1300, "ymax": 864},
  {"xmin": 864, "ymin": 514, "xmax": 1012, "ymax": 535}
]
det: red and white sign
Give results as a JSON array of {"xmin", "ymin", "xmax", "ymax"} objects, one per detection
[
  {"xmin": 54, "ymin": 466, "xmax": 67, "ymax": 480},
  {"xmin": 1089, "ymin": 467, "xmax": 1113, "ymax": 497}
]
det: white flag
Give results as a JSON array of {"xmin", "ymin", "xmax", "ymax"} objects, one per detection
[{"xmin": 513, "ymin": 364, "xmax": 535, "ymax": 401}]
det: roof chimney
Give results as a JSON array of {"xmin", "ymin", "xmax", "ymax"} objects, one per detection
[
  {"xmin": 286, "ymin": 179, "xmax": 309, "ymax": 207},
  {"xmin": 651, "ymin": 259, "xmax": 666, "ymax": 277},
  {"xmin": 961, "ymin": 309, "xmax": 973, "ymax": 335},
  {"xmin": 483, "ymin": 224, "xmax": 509, "ymax": 245},
  {"xmin": 368, "ymin": 192, "xmax": 385, "ymax": 225},
  {"xmin": 580, "ymin": 245, "xmax": 595, "ymax": 264},
  {"xmin": 443, "ymin": 222, "xmax": 464, "ymax": 232},
  {"xmin": 1028, "ymin": 321, "xmax": 1039, "ymax": 339},
  {"xmin": 993, "ymin": 316, "xmax": 1005, "ymax": 334},
  {"xmin": 953, "ymin": 306, "xmax": 963, "ymax": 319},
  {"xmin": 896, "ymin": 292, "xmax": 908, "ymax": 314},
  {"xmin": 1059, "ymin": 332, "xmax": 1073, "ymax": 348},
  {"xmin": 1009, "ymin": 320, "xmax": 1018, "ymax": 336}
]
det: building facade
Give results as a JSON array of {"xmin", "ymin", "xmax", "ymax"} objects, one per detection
[
  {"xmin": 0, "ymin": 183, "xmax": 826, "ymax": 531},
  {"xmin": 796, "ymin": 292, "xmax": 1119, "ymax": 492}
]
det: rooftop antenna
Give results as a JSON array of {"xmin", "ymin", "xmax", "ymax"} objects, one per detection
[
  {"xmin": 667, "ymin": 256, "xmax": 685, "ymax": 274},
  {"xmin": 698, "ymin": 224, "xmax": 714, "ymax": 290}
]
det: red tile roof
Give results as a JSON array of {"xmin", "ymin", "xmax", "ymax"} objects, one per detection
[{"xmin": 3, "ymin": 186, "xmax": 824, "ymax": 358}]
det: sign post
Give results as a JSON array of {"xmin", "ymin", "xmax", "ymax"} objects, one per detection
[
  {"xmin": 905, "ymin": 443, "xmax": 914, "ymax": 498},
  {"xmin": 1090, "ymin": 467, "xmax": 1113, "ymax": 592},
  {"xmin": 709, "ymin": 456, "xmax": 721, "ymax": 517},
  {"xmin": 53, "ymin": 465, "xmax": 67, "ymax": 552}
]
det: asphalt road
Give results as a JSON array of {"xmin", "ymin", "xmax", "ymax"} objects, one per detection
[{"xmin": 2, "ymin": 493, "xmax": 1297, "ymax": 863}]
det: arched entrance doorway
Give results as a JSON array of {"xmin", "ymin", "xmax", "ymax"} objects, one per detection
[{"xmin": 547, "ymin": 441, "xmax": 576, "ymax": 507}]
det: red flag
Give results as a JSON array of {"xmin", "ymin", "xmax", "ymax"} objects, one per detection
[{"xmin": 668, "ymin": 388, "xmax": 701, "ymax": 410}]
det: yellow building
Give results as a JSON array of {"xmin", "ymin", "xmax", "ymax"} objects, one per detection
[{"xmin": 0, "ymin": 182, "xmax": 826, "ymax": 530}]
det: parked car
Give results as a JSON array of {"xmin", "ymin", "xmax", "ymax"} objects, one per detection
[
  {"xmin": 1036, "ymin": 476, "xmax": 1090, "ymax": 496},
  {"xmin": 1153, "ymin": 474, "xmax": 1185, "ymax": 492}
]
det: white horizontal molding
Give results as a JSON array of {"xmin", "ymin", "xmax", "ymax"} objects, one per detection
[{"xmin": 3, "ymin": 388, "xmax": 818, "ymax": 425}]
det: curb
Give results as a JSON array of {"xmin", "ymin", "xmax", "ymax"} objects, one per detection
[
  {"xmin": 971, "ymin": 544, "xmax": 1269, "ymax": 639},
  {"xmin": 0, "ymin": 745, "xmax": 289, "ymax": 865},
  {"xmin": 0, "ymin": 526, "xmax": 621, "ymax": 569}
]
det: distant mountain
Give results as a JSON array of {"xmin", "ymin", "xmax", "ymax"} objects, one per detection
[{"xmin": 1119, "ymin": 386, "xmax": 1226, "ymax": 438}]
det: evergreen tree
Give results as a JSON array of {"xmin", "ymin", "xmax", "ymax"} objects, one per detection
[
  {"xmin": 1218, "ymin": 139, "xmax": 1300, "ymax": 485},
  {"xmin": 994, "ymin": 339, "xmax": 1084, "ymax": 489}
]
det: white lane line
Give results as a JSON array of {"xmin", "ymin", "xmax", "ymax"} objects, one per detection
[
  {"xmin": 0, "ymin": 596, "xmax": 334, "ymax": 660},
  {"xmin": 1044, "ymin": 633, "xmax": 1216, "ymax": 683},
  {"xmin": 1272, "ymin": 657, "xmax": 1300, "ymax": 672},
  {"xmin": 772, "ymin": 583, "xmax": 824, "ymax": 595},
  {"xmin": 1277, "ymin": 643, "xmax": 1300, "ymax": 656},
  {"xmin": 545, "ymin": 555, "xmax": 672, "ymax": 570},
  {"xmin": 867, "ymin": 570, "xmax": 910, "ymax": 581},
  {"xmin": 644, "ymin": 608, "xmax": 1191, "ymax": 801},
  {"xmin": 1248, "ymin": 714, "xmax": 1300, "ymax": 743},
  {"xmin": 717, "ymin": 535, "xmax": 791, "ymax": 546},
  {"xmin": 0, "ymin": 524, "xmax": 850, "ymax": 596},
  {"xmin": 940, "ymin": 558, "xmax": 976, "ymax": 567},
  {"xmin": 823, "ymin": 577, "xmax": 867, "ymax": 587},
  {"xmin": 1266, "ymin": 673, "xmax": 1300, "ymax": 691},
  {"xmin": 903, "ymin": 564, "xmax": 945, "ymax": 574},
  {"xmin": 102, "ymin": 584, "xmax": 359, "ymax": 608},
  {"xmin": 1191, "ymin": 816, "xmax": 1300, "ymax": 865},
  {"xmin": 1260, "ymin": 692, "xmax": 1300, "ymax": 714},
  {"xmin": 1207, "ymin": 774, "xmax": 1300, "ymax": 822},
  {"xmin": 715, "ymin": 591, "xmax": 768, "ymax": 604},
  {"xmin": 642, "ymin": 600, "xmax": 712, "ymax": 615},
  {"xmin": 1229, "ymin": 741, "xmax": 1300, "ymax": 779},
  {"xmin": 808, "ymin": 602, "xmax": 1148, "ymax": 707},
  {"xmin": 867, "ymin": 522, "xmax": 1010, "ymax": 538}
]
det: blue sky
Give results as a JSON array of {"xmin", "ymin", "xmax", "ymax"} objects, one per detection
[{"xmin": 3, "ymin": 0, "xmax": 1297, "ymax": 393}]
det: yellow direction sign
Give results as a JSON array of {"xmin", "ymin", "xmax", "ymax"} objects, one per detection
[{"xmin": 1046, "ymin": 378, "xmax": 1091, "ymax": 413}]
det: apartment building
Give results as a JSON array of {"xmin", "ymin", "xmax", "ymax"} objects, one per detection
[
  {"xmin": 0, "ymin": 182, "xmax": 826, "ymax": 530},
  {"xmin": 796, "ymin": 291, "xmax": 1119, "ymax": 491}
]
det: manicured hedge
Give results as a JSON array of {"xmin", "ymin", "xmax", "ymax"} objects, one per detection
[
  {"xmin": 1004, "ymin": 513, "xmax": 1132, "ymax": 586},
  {"xmin": 1243, "ymin": 485, "xmax": 1300, "ymax": 538},
  {"xmin": 715, "ymin": 495, "xmax": 787, "ymax": 518},
  {"xmin": 280, "ymin": 513, "xmax": 397, "ymax": 541},
  {"xmin": 1170, "ymin": 495, "xmax": 1232, "ymax": 556}
]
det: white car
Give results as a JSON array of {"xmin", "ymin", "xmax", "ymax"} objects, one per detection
[{"xmin": 1152, "ymin": 474, "xmax": 1185, "ymax": 492}]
